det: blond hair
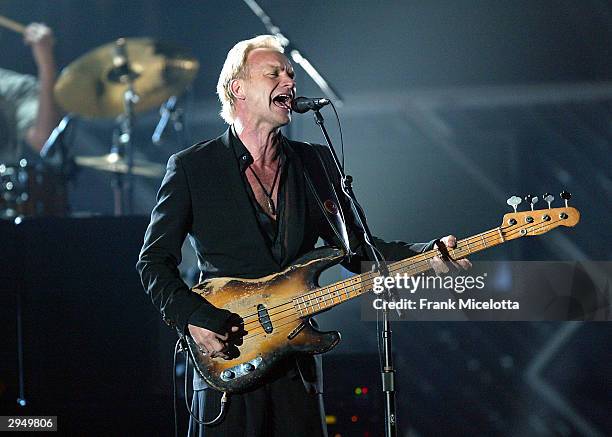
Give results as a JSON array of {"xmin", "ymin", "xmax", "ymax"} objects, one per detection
[{"xmin": 216, "ymin": 35, "xmax": 285, "ymax": 124}]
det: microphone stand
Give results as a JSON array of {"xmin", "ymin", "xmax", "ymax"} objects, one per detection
[
  {"xmin": 40, "ymin": 114, "xmax": 73, "ymax": 162},
  {"xmin": 312, "ymin": 109, "xmax": 398, "ymax": 437},
  {"xmin": 245, "ymin": 2, "xmax": 399, "ymax": 431},
  {"xmin": 152, "ymin": 95, "xmax": 179, "ymax": 146},
  {"xmin": 242, "ymin": 0, "xmax": 343, "ymax": 105},
  {"xmin": 40, "ymin": 114, "xmax": 77, "ymax": 191},
  {"xmin": 121, "ymin": 80, "xmax": 138, "ymax": 215}
]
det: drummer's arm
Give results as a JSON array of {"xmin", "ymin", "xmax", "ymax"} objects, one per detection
[{"xmin": 23, "ymin": 23, "xmax": 60, "ymax": 151}]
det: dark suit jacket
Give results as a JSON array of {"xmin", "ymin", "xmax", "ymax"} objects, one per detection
[{"xmin": 137, "ymin": 128, "xmax": 433, "ymax": 393}]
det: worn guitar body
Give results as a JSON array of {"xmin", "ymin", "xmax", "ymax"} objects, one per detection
[
  {"xmin": 185, "ymin": 205, "xmax": 580, "ymax": 393},
  {"xmin": 185, "ymin": 247, "xmax": 344, "ymax": 393}
]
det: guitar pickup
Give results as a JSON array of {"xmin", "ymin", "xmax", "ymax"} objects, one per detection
[{"xmin": 257, "ymin": 304, "xmax": 273, "ymax": 334}]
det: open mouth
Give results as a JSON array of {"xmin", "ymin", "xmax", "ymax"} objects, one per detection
[{"xmin": 272, "ymin": 93, "xmax": 293, "ymax": 111}]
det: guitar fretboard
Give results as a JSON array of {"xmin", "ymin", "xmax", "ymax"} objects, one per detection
[{"xmin": 293, "ymin": 227, "xmax": 506, "ymax": 317}]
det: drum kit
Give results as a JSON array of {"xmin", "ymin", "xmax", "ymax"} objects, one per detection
[{"xmin": 1, "ymin": 18, "xmax": 199, "ymax": 218}]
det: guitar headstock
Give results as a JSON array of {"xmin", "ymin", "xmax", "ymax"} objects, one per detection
[{"xmin": 501, "ymin": 192, "xmax": 580, "ymax": 241}]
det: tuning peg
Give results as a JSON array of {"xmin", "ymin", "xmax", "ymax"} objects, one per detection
[
  {"xmin": 506, "ymin": 195, "xmax": 522, "ymax": 213},
  {"xmin": 560, "ymin": 190, "xmax": 571, "ymax": 207},
  {"xmin": 543, "ymin": 193, "xmax": 554, "ymax": 209},
  {"xmin": 524, "ymin": 195, "xmax": 539, "ymax": 211}
]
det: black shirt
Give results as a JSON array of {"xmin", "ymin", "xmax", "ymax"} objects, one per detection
[{"xmin": 229, "ymin": 129, "xmax": 289, "ymax": 265}]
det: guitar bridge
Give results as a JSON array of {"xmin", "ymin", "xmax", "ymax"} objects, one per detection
[{"xmin": 220, "ymin": 357, "xmax": 263, "ymax": 381}]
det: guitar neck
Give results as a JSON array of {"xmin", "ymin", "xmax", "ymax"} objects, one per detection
[{"xmin": 294, "ymin": 227, "xmax": 507, "ymax": 317}]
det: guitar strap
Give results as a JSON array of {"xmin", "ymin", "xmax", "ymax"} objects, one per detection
[{"xmin": 291, "ymin": 140, "xmax": 353, "ymax": 257}]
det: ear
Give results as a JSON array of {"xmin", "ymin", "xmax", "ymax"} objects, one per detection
[{"xmin": 230, "ymin": 79, "xmax": 246, "ymax": 101}]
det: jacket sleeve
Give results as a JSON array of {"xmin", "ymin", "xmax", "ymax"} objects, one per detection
[
  {"xmin": 136, "ymin": 154, "xmax": 232, "ymax": 334},
  {"xmin": 340, "ymin": 202, "xmax": 435, "ymax": 273},
  {"xmin": 313, "ymin": 145, "xmax": 435, "ymax": 273}
]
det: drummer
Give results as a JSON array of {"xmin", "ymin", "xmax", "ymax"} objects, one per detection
[{"xmin": 0, "ymin": 22, "xmax": 60, "ymax": 162}]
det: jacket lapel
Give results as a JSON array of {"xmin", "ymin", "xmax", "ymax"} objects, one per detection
[{"xmin": 281, "ymin": 140, "xmax": 306, "ymax": 266}]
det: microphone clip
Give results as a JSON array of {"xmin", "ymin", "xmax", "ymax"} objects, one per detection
[{"xmin": 291, "ymin": 97, "xmax": 330, "ymax": 114}]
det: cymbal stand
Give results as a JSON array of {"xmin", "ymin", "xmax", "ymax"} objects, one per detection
[{"xmin": 108, "ymin": 38, "xmax": 139, "ymax": 215}]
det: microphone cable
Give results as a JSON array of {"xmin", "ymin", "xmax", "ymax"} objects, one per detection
[{"xmin": 328, "ymin": 100, "xmax": 345, "ymax": 172}]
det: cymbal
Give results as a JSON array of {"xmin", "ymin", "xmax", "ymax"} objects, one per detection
[
  {"xmin": 54, "ymin": 37, "xmax": 199, "ymax": 118},
  {"xmin": 75, "ymin": 153, "xmax": 165, "ymax": 178}
]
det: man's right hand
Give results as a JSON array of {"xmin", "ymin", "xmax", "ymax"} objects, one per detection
[
  {"xmin": 188, "ymin": 324, "xmax": 240, "ymax": 360},
  {"xmin": 23, "ymin": 23, "xmax": 55, "ymax": 70}
]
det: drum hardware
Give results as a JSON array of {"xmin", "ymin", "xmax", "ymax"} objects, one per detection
[
  {"xmin": 0, "ymin": 160, "xmax": 68, "ymax": 220},
  {"xmin": 0, "ymin": 16, "xmax": 71, "ymax": 220},
  {"xmin": 53, "ymin": 37, "xmax": 199, "ymax": 215},
  {"xmin": 1, "ymin": 30, "xmax": 198, "ymax": 216},
  {"xmin": 152, "ymin": 95, "xmax": 187, "ymax": 147},
  {"xmin": 53, "ymin": 37, "xmax": 199, "ymax": 119},
  {"xmin": 74, "ymin": 154, "xmax": 164, "ymax": 178}
]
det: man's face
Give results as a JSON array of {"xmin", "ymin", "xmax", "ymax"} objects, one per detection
[{"xmin": 237, "ymin": 48, "xmax": 296, "ymax": 128}]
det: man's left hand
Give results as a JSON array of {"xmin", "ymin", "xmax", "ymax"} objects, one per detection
[{"xmin": 430, "ymin": 235, "xmax": 472, "ymax": 275}]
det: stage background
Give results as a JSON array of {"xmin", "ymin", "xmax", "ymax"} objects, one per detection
[{"xmin": 1, "ymin": 1, "xmax": 610, "ymax": 435}]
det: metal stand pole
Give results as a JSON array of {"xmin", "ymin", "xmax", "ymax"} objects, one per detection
[
  {"xmin": 16, "ymin": 292, "xmax": 26, "ymax": 407},
  {"xmin": 243, "ymin": 0, "xmax": 343, "ymax": 105},
  {"xmin": 312, "ymin": 109, "xmax": 398, "ymax": 437},
  {"xmin": 108, "ymin": 38, "xmax": 139, "ymax": 215}
]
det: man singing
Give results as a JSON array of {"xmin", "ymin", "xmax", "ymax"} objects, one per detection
[{"xmin": 137, "ymin": 34, "xmax": 469, "ymax": 437}]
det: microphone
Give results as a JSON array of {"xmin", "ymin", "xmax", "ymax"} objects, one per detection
[
  {"xmin": 152, "ymin": 96, "xmax": 178, "ymax": 146},
  {"xmin": 40, "ymin": 114, "xmax": 73, "ymax": 160},
  {"xmin": 291, "ymin": 97, "xmax": 330, "ymax": 114}
]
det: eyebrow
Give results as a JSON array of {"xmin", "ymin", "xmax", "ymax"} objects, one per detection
[
  {"xmin": 265, "ymin": 64, "xmax": 295, "ymax": 76},
  {"xmin": 266, "ymin": 63, "xmax": 291, "ymax": 70}
]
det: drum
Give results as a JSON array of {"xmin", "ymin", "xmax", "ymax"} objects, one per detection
[{"xmin": 0, "ymin": 159, "xmax": 68, "ymax": 219}]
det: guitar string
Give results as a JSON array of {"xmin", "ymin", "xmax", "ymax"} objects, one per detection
[
  {"xmin": 238, "ymin": 218, "xmax": 558, "ymax": 333},
  {"xmin": 287, "ymin": 216, "xmax": 566, "ymax": 315},
  {"xmin": 238, "ymin": 226, "xmax": 502, "ymax": 325},
  {"xmin": 272, "ymin": 213, "xmax": 569, "ymax": 314},
  {"xmin": 238, "ymin": 214, "xmax": 561, "ymax": 326},
  {"xmin": 239, "ymin": 222, "xmax": 561, "ymax": 343},
  {"xmin": 236, "ymin": 217, "xmax": 568, "ymax": 341}
]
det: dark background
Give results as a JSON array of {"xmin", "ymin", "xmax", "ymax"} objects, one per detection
[{"xmin": 1, "ymin": 1, "xmax": 610, "ymax": 436}]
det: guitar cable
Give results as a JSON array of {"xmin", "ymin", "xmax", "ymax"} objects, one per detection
[{"xmin": 173, "ymin": 338, "xmax": 230, "ymax": 437}]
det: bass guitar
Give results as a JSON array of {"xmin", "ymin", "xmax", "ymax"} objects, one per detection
[{"xmin": 186, "ymin": 199, "xmax": 580, "ymax": 393}]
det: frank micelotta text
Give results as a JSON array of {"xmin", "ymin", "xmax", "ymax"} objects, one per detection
[{"xmin": 372, "ymin": 298, "xmax": 520, "ymax": 311}]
